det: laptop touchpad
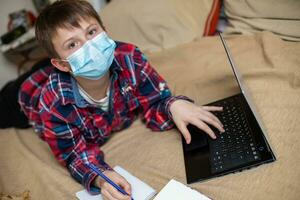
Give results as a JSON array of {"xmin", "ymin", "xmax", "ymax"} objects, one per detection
[{"xmin": 184, "ymin": 124, "xmax": 208, "ymax": 151}]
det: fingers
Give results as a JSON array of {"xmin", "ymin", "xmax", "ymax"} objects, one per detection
[
  {"xmin": 202, "ymin": 106, "xmax": 223, "ymax": 112},
  {"xmin": 100, "ymin": 171, "xmax": 132, "ymax": 200},
  {"xmin": 198, "ymin": 111, "xmax": 225, "ymax": 133},
  {"xmin": 200, "ymin": 108, "xmax": 224, "ymax": 129},
  {"xmin": 191, "ymin": 118, "xmax": 216, "ymax": 139},
  {"xmin": 177, "ymin": 122, "xmax": 192, "ymax": 144},
  {"xmin": 117, "ymin": 176, "xmax": 132, "ymax": 196},
  {"xmin": 105, "ymin": 183, "xmax": 131, "ymax": 200},
  {"xmin": 172, "ymin": 102, "xmax": 225, "ymax": 141},
  {"xmin": 102, "ymin": 188, "xmax": 118, "ymax": 200}
]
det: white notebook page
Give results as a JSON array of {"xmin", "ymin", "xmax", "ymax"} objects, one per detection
[
  {"xmin": 76, "ymin": 166, "xmax": 156, "ymax": 200},
  {"xmin": 153, "ymin": 179, "xmax": 211, "ymax": 200}
]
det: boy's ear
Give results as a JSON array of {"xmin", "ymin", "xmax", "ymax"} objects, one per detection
[{"xmin": 51, "ymin": 58, "xmax": 71, "ymax": 73}]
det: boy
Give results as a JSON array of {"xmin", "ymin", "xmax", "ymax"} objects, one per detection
[{"xmin": 19, "ymin": 1, "xmax": 224, "ymax": 199}]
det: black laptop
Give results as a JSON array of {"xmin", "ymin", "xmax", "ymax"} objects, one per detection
[{"xmin": 182, "ymin": 33, "xmax": 276, "ymax": 184}]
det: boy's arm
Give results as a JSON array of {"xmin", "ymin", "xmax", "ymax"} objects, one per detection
[
  {"xmin": 41, "ymin": 104, "xmax": 111, "ymax": 195},
  {"xmin": 132, "ymin": 47, "xmax": 193, "ymax": 131}
]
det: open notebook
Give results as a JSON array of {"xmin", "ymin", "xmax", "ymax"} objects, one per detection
[
  {"xmin": 76, "ymin": 166, "xmax": 156, "ymax": 200},
  {"xmin": 76, "ymin": 166, "xmax": 211, "ymax": 200},
  {"xmin": 153, "ymin": 179, "xmax": 211, "ymax": 200}
]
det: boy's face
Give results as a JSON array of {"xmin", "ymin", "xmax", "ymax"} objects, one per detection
[{"xmin": 51, "ymin": 17, "xmax": 104, "ymax": 71}]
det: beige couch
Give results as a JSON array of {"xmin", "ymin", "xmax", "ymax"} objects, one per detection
[{"xmin": 1, "ymin": 1, "xmax": 300, "ymax": 199}]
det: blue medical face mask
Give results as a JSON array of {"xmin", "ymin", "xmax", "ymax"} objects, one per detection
[{"xmin": 64, "ymin": 32, "xmax": 116, "ymax": 80}]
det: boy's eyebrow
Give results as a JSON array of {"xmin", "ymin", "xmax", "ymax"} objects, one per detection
[
  {"xmin": 62, "ymin": 23, "xmax": 99, "ymax": 46},
  {"xmin": 63, "ymin": 37, "xmax": 76, "ymax": 47},
  {"xmin": 84, "ymin": 23, "xmax": 98, "ymax": 31}
]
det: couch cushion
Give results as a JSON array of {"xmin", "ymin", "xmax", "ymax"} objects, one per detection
[
  {"xmin": 223, "ymin": 0, "xmax": 300, "ymax": 41},
  {"xmin": 100, "ymin": 0, "xmax": 214, "ymax": 52}
]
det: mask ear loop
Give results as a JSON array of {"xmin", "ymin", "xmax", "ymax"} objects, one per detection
[
  {"xmin": 58, "ymin": 58, "xmax": 71, "ymax": 68},
  {"xmin": 56, "ymin": 58, "xmax": 75, "ymax": 75}
]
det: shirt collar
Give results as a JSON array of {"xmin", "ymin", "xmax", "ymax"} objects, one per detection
[{"xmin": 70, "ymin": 58, "xmax": 121, "ymax": 108}]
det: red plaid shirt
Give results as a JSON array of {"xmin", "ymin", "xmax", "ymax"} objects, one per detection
[{"xmin": 19, "ymin": 42, "xmax": 192, "ymax": 194}]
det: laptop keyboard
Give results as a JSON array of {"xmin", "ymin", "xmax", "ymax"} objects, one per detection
[{"xmin": 209, "ymin": 95, "xmax": 261, "ymax": 173}]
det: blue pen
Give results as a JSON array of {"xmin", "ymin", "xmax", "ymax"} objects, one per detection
[{"xmin": 88, "ymin": 163, "xmax": 134, "ymax": 200}]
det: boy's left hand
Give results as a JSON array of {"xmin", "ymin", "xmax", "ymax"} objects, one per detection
[{"xmin": 170, "ymin": 100, "xmax": 225, "ymax": 144}]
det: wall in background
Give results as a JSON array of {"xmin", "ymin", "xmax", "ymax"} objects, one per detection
[
  {"xmin": 88, "ymin": 0, "xmax": 107, "ymax": 12},
  {"xmin": 0, "ymin": 0, "xmax": 37, "ymax": 88},
  {"xmin": 48, "ymin": 0, "xmax": 107, "ymax": 12},
  {"xmin": 0, "ymin": 0, "xmax": 107, "ymax": 88}
]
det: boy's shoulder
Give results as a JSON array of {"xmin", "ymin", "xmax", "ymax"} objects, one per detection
[
  {"xmin": 113, "ymin": 41, "xmax": 152, "ymax": 86},
  {"xmin": 39, "ymin": 70, "xmax": 74, "ymax": 111},
  {"xmin": 114, "ymin": 41, "xmax": 142, "ymax": 57},
  {"xmin": 19, "ymin": 65, "xmax": 73, "ymax": 113},
  {"xmin": 114, "ymin": 41, "xmax": 147, "ymax": 70}
]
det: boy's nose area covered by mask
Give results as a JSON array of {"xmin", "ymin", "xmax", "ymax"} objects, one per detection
[{"xmin": 62, "ymin": 32, "xmax": 116, "ymax": 80}]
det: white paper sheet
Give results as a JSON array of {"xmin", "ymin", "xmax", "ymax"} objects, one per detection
[
  {"xmin": 76, "ymin": 166, "xmax": 156, "ymax": 200},
  {"xmin": 153, "ymin": 179, "xmax": 211, "ymax": 200}
]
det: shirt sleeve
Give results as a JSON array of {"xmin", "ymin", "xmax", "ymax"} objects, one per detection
[
  {"xmin": 41, "ymin": 103, "xmax": 112, "ymax": 195},
  {"xmin": 132, "ymin": 47, "xmax": 194, "ymax": 131}
]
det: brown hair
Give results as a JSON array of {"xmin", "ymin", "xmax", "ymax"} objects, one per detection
[{"xmin": 35, "ymin": 0, "xmax": 105, "ymax": 58}]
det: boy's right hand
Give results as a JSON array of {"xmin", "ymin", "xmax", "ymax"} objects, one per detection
[{"xmin": 94, "ymin": 170, "xmax": 132, "ymax": 200}]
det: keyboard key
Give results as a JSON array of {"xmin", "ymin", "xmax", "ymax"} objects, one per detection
[{"xmin": 208, "ymin": 95, "xmax": 261, "ymax": 174}]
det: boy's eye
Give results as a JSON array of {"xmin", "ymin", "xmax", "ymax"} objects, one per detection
[
  {"xmin": 68, "ymin": 42, "xmax": 77, "ymax": 49},
  {"xmin": 88, "ymin": 29, "xmax": 97, "ymax": 36}
]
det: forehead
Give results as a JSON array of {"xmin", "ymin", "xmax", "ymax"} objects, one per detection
[{"xmin": 52, "ymin": 17, "xmax": 99, "ymax": 43}]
